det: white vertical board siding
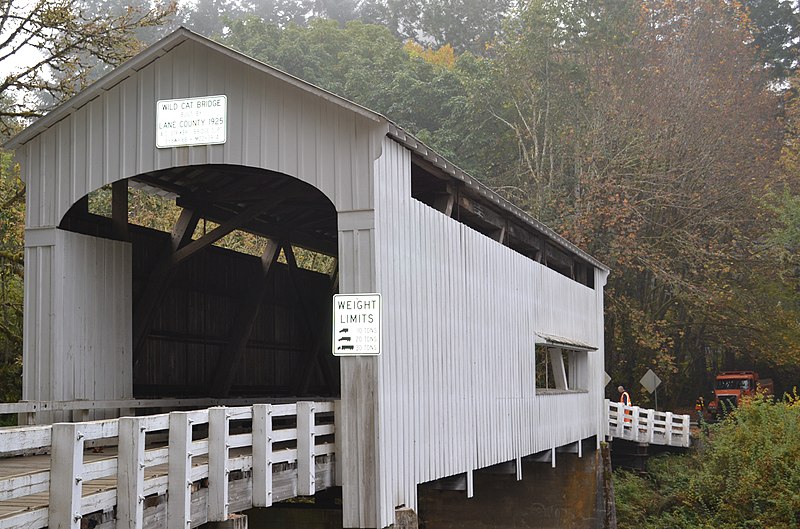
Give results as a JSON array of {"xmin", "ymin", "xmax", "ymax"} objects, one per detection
[
  {"xmin": 22, "ymin": 231, "xmax": 132, "ymax": 418},
  {"xmin": 56, "ymin": 231, "xmax": 133, "ymax": 408},
  {"xmin": 374, "ymin": 138, "xmax": 605, "ymax": 526},
  {"xmin": 17, "ymin": 38, "xmax": 384, "ymax": 229},
  {"xmin": 22, "ymin": 245, "xmax": 54, "ymax": 404}
]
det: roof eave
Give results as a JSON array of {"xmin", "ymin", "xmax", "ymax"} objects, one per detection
[{"xmin": 3, "ymin": 27, "xmax": 384, "ymax": 151}]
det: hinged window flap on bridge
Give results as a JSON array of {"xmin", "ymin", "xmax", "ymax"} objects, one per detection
[{"xmin": 0, "ymin": 27, "xmax": 640, "ymax": 529}]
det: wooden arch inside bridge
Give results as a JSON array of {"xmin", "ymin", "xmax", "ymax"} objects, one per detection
[{"xmin": 58, "ymin": 164, "xmax": 341, "ymax": 400}]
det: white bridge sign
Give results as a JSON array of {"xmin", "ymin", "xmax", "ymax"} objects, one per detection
[
  {"xmin": 333, "ymin": 293, "xmax": 381, "ymax": 356},
  {"xmin": 156, "ymin": 95, "xmax": 227, "ymax": 148}
]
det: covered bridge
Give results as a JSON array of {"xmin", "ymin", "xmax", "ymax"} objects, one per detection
[{"xmin": 5, "ymin": 28, "xmax": 609, "ymax": 528}]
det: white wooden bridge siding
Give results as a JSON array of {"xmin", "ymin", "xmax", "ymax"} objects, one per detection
[
  {"xmin": 23, "ymin": 230, "xmax": 132, "ymax": 422},
  {"xmin": 16, "ymin": 34, "xmax": 385, "ymax": 414},
  {"xmin": 373, "ymin": 138, "xmax": 607, "ymax": 527}
]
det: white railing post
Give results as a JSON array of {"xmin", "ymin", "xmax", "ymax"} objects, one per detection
[
  {"xmin": 168, "ymin": 412, "xmax": 193, "ymax": 529},
  {"xmin": 297, "ymin": 401, "xmax": 316, "ymax": 496},
  {"xmin": 208, "ymin": 407, "xmax": 230, "ymax": 521},
  {"xmin": 117, "ymin": 417, "xmax": 145, "ymax": 529},
  {"xmin": 682, "ymin": 415, "xmax": 691, "ymax": 447},
  {"xmin": 647, "ymin": 409, "xmax": 654, "ymax": 444},
  {"xmin": 252, "ymin": 404, "xmax": 274, "ymax": 507},
  {"xmin": 632, "ymin": 406, "xmax": 640, "ymax": 441},
  {"xmin": 604, "ymin": 399, "xmax": 611, "ymax": 438},
  {"xmin": 665, "ymin": 412, "xmax": 674, "ymax": 446},
  {"xmin": 334, "ymin": 400, "xmax": 343, "ymax": 487},
  {"xmin": 50, "ymin": 423, "xmax": 84, "ymax": 529}
]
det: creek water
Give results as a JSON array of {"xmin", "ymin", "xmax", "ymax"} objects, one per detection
[{"xmin": 417, "ymin": 451, "xmax": 602, "ymax": 529}]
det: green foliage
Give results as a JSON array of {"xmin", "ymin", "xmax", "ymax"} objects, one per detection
[
  {"xmin": 742, "ymin": 0, "xmax": 800, "ymax": 82},
  {"xmin": 221, "ymin": 18, "xmax": 468, "ymax": 156},
  {"xmin": 0, "ymin": 152, "xmax": 24, "ymax": 405},
  {"xmin": 359, "ymin": 0, "xmax": 513, "ymax": 54},
  {"xmin": 616, "ymin": 396, "xmax": 800, "ymax": 529},
  {"xmin": 0, "ymin": 0, "xmax": 176, "ymax": 136}
]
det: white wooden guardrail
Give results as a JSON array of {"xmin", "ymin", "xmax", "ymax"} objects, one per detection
[
  {"xmin": 0, "ymin": 401, "xmax": 338, "ymax": 529},
  {"xmin": 0, "ymin": 397, "xmax": 307, "ymax": 425},
  {"xmin": 605, "ymin": 399, "xmax": 691, "ymax": 448}
]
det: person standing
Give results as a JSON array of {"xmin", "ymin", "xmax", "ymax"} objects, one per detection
[
  {"xmin": 619, "ymin": 385, "xmax": 632, "ymax": 423},
  {"xmin": 618, "ymin": 385, "xmax": 632, "ymax": 406},
  {"xmin": 695, "ymin": 396, "xmax": 705, "ymax": 422}
]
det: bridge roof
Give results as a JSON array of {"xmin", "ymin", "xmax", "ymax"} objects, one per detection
[{"xmin": 4, "ymin": 27, "xmax": 609, "ymax": 273}]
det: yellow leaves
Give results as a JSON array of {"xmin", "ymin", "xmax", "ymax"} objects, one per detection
[{"xmin": 403, "ymin": 40, "xmax": 456, "ymax": 70}]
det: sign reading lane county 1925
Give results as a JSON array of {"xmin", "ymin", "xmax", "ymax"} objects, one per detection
[
  {"xmin": 332, "ymin": 293, "xmax": 381, "ymax": 356},
  {"xmin": 156, "ymin": 95, "xmax": 227, "ymax": 148}
]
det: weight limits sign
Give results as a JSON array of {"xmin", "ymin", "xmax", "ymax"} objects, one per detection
[
  {"xmin": 156, "ymin": 95, "xmax": 227, "ymax": 148},
  {"xmin": 332, "ymin": 293, "xmax": 381, "ymax": 356}
]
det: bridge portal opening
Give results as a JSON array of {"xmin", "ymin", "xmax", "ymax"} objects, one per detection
[{"xmin": 58, "ymin": 164, "xmax": 340, "ymax": 400}]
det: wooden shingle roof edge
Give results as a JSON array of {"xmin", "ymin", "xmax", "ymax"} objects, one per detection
[{"xmin": 3, "ymin": 27, "xmax": 609, "ymax": 273}]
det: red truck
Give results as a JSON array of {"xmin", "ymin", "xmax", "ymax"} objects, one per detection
[{"xmin": 707, "ymin": 371, "xmax": 774, "ymax": 420}]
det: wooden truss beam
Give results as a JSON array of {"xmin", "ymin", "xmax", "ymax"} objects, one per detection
[
  {"xmin": 171, "ymin": 198, "xmax": 281, "ymax": 265},
  {"xmin": 295, "ymin": 268, "xmax": 339, "ymax": 396},
  {"xmin": 134, "ymin": 196, "xmax": 287, "ymax": 363},
  {"xmin": 132, "ymin": 208, "xmax": 200, "ymax": 362},
  {"xmin": 433, "ymin": 184, "xmax": 455, "ymax": 217},
  {"xmin": 178, "ymin": 202, "xmax": 338, "ymax": 257},
  {"xmin": 210, "ymin": 239, "xmax": 281, "ymax": 397},
  {"xmin": 282, "ymin": 243, "xmax": 337, "ymax": 395},
  {"xmin": 111, "ymin": 180, "xmax": 129, "ymax": 241},
  {"xmin": 456, "ymin": 192, "xmax": 544, "ymax": 257}
]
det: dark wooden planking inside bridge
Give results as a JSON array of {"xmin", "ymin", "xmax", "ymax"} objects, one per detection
[{"xmin": 60, "ymin": 165, "xmax": 340, "ymax": 401}]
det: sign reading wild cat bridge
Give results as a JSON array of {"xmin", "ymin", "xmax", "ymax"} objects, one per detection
[
  {"xmin": 156, "ymin": 95, "xmax": 227, "ymax": 148},
  {"xmin": 333, "ymin": 293, "xmax": 382, "ymax": 356}
]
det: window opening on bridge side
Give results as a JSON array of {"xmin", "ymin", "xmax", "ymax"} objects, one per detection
[
  {"xmin": 408, "ymin": 157, "xmax": 597, "ymax": 289},
  {"xmin": 535, "ymin": 344, "xmax": 589, "ymax": 394}
]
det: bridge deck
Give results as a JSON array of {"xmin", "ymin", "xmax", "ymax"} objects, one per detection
[{"xmin": 0, "ymin": 401, "xmax": 337, "ymax": 529}]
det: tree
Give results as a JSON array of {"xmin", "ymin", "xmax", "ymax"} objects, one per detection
[
  {"xmin": 0, "ymin": 152, "xmax": 23, "ymax": 404},
  {"xmin": 742, "ymin": 0, "xmax": 800, "ymax": 82},
  {"xmin": 0, "ymin": 0, "xmax": 176, "ymax": 137},
  {"xmin": 566, "ymin": 0, "xmax": 794, "ymax": 399},
  {"xmin": 359, "ymin": 0, "xmax": 514, "ymax": 54},
  {"xmin": 452, "ymin": 0, "xmax": 796, "ymax": 401},
  {"xmin": 222, "ymin": 17, "xmax": 467, "ymax": 151}
]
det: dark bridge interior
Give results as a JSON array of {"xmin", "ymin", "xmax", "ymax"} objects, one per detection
[{"xmin": 59, "ymin": 165, "xmax": 340, "ymax": 399}]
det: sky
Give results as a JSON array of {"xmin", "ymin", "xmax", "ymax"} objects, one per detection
[{"xmin": 0, "ymin": 1, "xmax": 45, "ymax": 84}]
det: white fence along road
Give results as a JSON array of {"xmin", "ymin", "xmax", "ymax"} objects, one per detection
[{"xmin": 606, "ymin": 400, "xmax": 691, "ymax": 448}]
